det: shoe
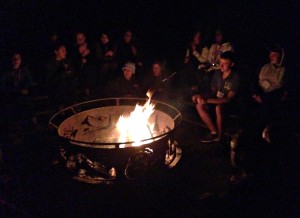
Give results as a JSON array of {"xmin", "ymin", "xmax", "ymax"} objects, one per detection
[{"xmin": 200, "ymin": 133, "xmax": 219, "ymax": 143}]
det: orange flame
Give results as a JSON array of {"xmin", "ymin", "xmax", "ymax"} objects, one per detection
[{"xmin": 117, "ymin": 90, "xmax": 155, "ymax": 148}]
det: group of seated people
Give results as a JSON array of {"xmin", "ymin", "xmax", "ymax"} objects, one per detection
[
  {"xmin": 191, "ymin": 44, "xmax": 287, "ymax": 143},
  {"xmin": 0, "ymin": 28, "xmax": 290, "ymax": 144}
]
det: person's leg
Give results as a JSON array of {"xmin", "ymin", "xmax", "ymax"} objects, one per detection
[
  {"xmin": 196, "ymin": 103, "xmax": 217, "ymax": 133},
  {"xmin": 216, "ymin": 104, "xmax": 223, "ymax": 139}
]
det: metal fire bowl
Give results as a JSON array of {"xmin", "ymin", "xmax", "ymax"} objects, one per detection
[{"xmin": 49, "ymin": 98, "xmax": 182, "ymax": 182}]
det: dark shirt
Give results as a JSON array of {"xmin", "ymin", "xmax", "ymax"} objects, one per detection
[
  {"xmin": 108, "ymin": 76, "xmax": 142, "ymax": 97},
  {"xmin": 1, "ymin": 66, "xmax": 33, "ymax": 96},
  {"xmin": 115, "ymin": 41, "xmax": 139, "ymax": 65},
  {"xmin": 143, "ymin": 74, "xmax": 169, "ymax": 92},
  {"xmin": 186, "ymin": 43, "xmax": 207, "ymax": 66},
  {"xmin": 211, "ymin": 71, "xmax": 239, "ymax": 98},
  {"xmin": 46, "ymin": 58, "xmax": 75, "ymax": 83},
  {"xmin": 143, "ymin": 73, "xmax": 171, "ymax": 101},
  {"xmin": 95, "ymin": 41, "xmax": 115, "ymax": 62}
]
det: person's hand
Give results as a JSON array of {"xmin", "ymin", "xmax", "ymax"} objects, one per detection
[
  {"xmin": 192, "ymin": 94, "xmax": 202, "ymax": 103},
  {"xmin": 82, "ymin": 58, "xmax": 87, "ymax": 64},
  {"xmin": 252, "ymin": 94, "xmax": 263, "ymax": 103},
  {"xmin": 190, "ymin": 85, "xmax": 198, "ymax": 91},
  {"xmin": 191, "ymin": 44, "xmax": 196, "ymax": 51},
  {"xmin": 184, "ymin": 57, "xmax": 189, "ymax": 64},
  {"xmin": 197, "ymin": 97, "xmax": 207, "ymax": 104},
  {"xmin": 105, "ymin": 50, "xmax": 114, "ymax": 57},
  {"xmin": 131, "ymin": 46, "xmax": 137, "ymax": 56},
  {"xmin": 21, "ymin": 89, "xmax": 29, "ymax": 95}
]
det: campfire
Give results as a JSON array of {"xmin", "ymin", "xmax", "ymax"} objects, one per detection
[
  {"xmin": 49, "ymin": 94, "xmax": 182, "ymax": 183},
  {"xmin": 117, "ymin": 91, "xmax": 158, "ymax": 148}
]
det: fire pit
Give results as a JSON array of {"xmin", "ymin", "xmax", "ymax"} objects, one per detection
[{"xmin": 49, "ymin": 97, "xmax": 182, "ymax": 183}]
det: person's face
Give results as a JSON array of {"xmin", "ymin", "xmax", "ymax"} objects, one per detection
[
  {"xmin": 124, "ymin": 31, "xmax": 132, "ymax": 44},
  {"xmin": 55, "ymin": 46, "xmax": 67, "ymax": 60},
  {"xmin": 215, "ymin": 33, "xmax": 223, "ymax": 44},
  {"xmin": 12, "ymin": 54, "xmax": 22, "ymax": 68},
  {"xmin": 193, "ymin": 32, "xmax": 201, "ymax": 44},
  {"xmin": 101, "ymin": 34, "xmax": 109, "ymax": 44},
  {"xmin": 269, "ymin": 51, "xmax": 281, "ymax": 65},
  {"xmin": 220, "ymin": 58, "xmax": 233, "ymax": 72},
  {"xmin": 152, "ymin": 64, "xmax": 162, "ymax": 77},
  {"xmin": 76, "ymin": 33, "xmax": 86, "ymax": 46},
  {"xmin": 123, "ymin": 68, "xmax": 133, "ymax": 80}
]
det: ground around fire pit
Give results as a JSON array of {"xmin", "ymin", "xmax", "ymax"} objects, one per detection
[{"xmin": 0, "ymin": 99, "xmax": 298, "ymax": 217}]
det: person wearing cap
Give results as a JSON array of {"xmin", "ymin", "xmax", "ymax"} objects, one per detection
[
  {"xmin": 252, "ymin": 45, "xmax": 288, "ymax": 125},
  {"xmin": 208, "ymin": 30, "xmax": 234, "ymax": 71},
  {"xmin": 192, "ymin": 51, "xmax": 239, "ymax": 143},
  {"xmin": 107, "ymin": 62, "xmax": 142, "ymax": 97}
]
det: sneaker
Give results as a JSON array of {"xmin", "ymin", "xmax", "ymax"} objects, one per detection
[{"xmin": 201, "ymin": 133, "xmax": 219, "ymax": 143}]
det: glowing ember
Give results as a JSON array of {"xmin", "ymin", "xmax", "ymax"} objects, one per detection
[{"xmin": 117, "ymin": 91, "xmax": 155, "ymax": 148}]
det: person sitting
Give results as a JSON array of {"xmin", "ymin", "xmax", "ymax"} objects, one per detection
[
  {"xmin": 192, "ymin": 51, "xmax": 239, "ymax": 143},
  {"xmin": 208, "ymin": 30, "xmax": 234, "ymax": 71},
  {"xmin": 142, "ymin": 61, "xmax": 170, "ymax": 101},
  {"xmin": 73, "ymin": 32, "xmax": 96, "ymax": 97},
  {"xmin": 107, "ymin": 62, "xmax": 142, "ymax": 97},
  {"xmin": 0, "ymin": 53, "xmax": 35, "ymax": 127},
  {"xmin": 251, "ymin": 45, "xmax": 287, "ymax": 125},
  {"xmin": 115, "ymin": 30, "xmax": 143, "ymax": 69},
  {"xmin": 182, "ymin": 31, "xmax": 209, "ymax": 92},
  {"xmin": 1, "ymin": 53, "xmax": 34, "ymax": 99},
  {"xmin": 46, "ymin": 44, "xmax": 77, "ymax": 105},
  {"xmin": 95, "ymin": 32, "xmax": 118, "ymax": 81}
]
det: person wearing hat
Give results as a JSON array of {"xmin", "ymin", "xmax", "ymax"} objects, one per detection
[
  {"xmin": 252, "ymin": 45, "xmax": 288, "ymax": 126},
  {"xmin": 106, "ymin": 62, "xmax": 142, "ymax": 97}
]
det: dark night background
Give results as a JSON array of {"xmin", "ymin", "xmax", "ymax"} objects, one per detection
[
  {"xmin": 0, "ymin": 0, "xmax": 300, "ymax": 217},
  {"xmin": 1, "ymin": 0, "xmax": 299, "ymax": 70}
]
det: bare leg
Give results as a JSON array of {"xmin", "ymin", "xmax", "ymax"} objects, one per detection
[
  {"xmin": 196, "ymin": 103, "xmax": 217, "ymax": 133},
  {"xmin": 216, "ymin": 104, "xmax": 223, "ymax": 138}
]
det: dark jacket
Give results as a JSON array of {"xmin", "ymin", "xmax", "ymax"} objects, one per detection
[
  {"xmin": 95, "ymin": 41, "xmax": 115, "ymax": 62},
  {"xmin": 108, "ymin": 75, "xmax": 142, "ymax": 97},
  {"xmin": 115, "ymin": 41, "xmax": 141, "ymax": 66},
  {"xmin": 1, "ymin": 66, "xmax": 33, "ymax": 97}
]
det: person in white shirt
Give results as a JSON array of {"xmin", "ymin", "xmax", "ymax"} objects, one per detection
[
  {"xmin": 182, "ymin": 31, "xmax": 209, "ymax": 93},
  {"xmin": 208, "ymin": 30, "xmax": 233, "ymax": 71},
  {"xmin": 252, "ymin": 45, "xmax": 288, "ymax": 126}
]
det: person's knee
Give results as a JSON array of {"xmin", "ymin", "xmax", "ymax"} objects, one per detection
[{"xmin": 196, "ymin": 103, "xmax": 205, "ymax": 112}]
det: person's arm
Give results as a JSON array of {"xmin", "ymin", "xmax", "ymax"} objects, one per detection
[
  {"xmin": 208, "ymin": 45, "xmax": 214, "ymax": 64},
  {"xmin": 207, "ymin": 91, "xmax": 236, "ymax": 104},
  {"xmin": 99, "ymin": 43, "xmax": 114, "ymax": 61},
  {"xmin": 223, "ymin": 42, "xmax": 234, "ymax": 53},
  {"xmin": 192, "ymin": 47, "xmax": 209, "ymax": 63},
  {"xmin": 185, "ymin": 48, "xmax": 190, "ymax": 63},
  {"xmin": 270, "ymin": 69, "xmax": 285, "ymax": 91},
  {"xmin": 198, "ymin": 90, "xmax": 237, "ymax": 104}
]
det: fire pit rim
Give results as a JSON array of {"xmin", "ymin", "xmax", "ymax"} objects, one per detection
[{"xmin": 49, "ymin": 97, "xmax": 182, "ymax": 149}]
